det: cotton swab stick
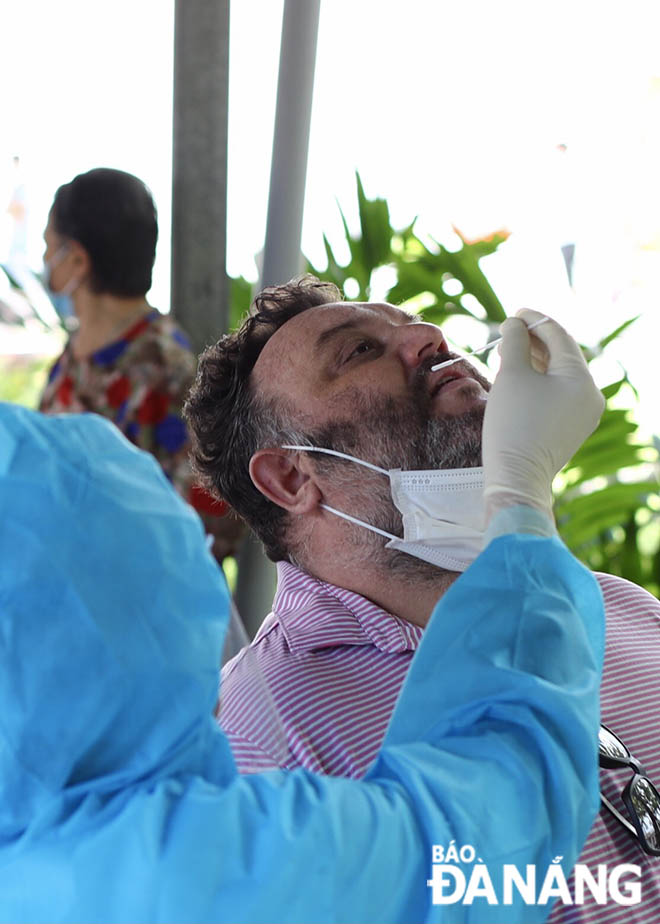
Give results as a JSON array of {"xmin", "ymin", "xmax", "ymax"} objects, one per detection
[{"xmin": 430, "ymin": 317, "xmax": 550, "ymax": 372}]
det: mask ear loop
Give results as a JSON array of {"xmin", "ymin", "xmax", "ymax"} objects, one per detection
[
  {"xmin": 281, "ymin": 445, "xmax": 389, "ymax": 476},
  {"xmin": 47, "ymin": 242, "xmax": 82, "ymax": 298},
  {"xmin": 320, "ymin": 503, "xmax": 399, "ymax": 541},
  {"xmin": 48, "ymin": 243, "xmax": 71, "ymax": 271},
  {"xmin": 281, "ymin": 445, "xmax": 397, "ymax": 541}
]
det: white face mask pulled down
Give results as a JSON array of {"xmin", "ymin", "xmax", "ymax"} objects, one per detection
[{"xmin": 282, "ymin": 445, "xmax": 485, "ymax": 572}]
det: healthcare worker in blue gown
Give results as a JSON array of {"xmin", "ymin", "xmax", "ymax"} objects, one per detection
[{"xmin": 0, "ymin": 313, "xmax": 605, "ymax": 924}]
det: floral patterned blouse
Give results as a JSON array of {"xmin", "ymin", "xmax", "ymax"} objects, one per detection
[{"xmin": 39, "ymin": 310, "xmax": 241, "ymax": 557}]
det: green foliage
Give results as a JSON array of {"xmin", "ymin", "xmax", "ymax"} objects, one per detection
[
  {"xmin": 387, "ymin": 228, "xmax": 509, "ymax": 326},
  {"xmin": 228, "ymin": 274, "xmax": 254, "ymax": 332},
  {"xmin": 0, "ymin": 355, "xmax": 51, "ymax": 408},
  {"xmin": 305, "ymin": 171, "xmax": 510, "ymax": 326},
  {"xmin": 554, "ymin": 374, "xmax": 659, "ymax": 593},
  {"xmin": 306, "ymin": 174, "xmax": 394, "ymax": 301}
]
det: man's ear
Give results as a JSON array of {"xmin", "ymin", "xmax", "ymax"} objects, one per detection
[{"xmin": 249, "ymin": 449, "xmax": 321, "ymax": 514}]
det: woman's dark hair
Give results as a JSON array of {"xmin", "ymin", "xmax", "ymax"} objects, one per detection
[
  {"xmin": 50, "ymin": 167, "xmax": 158, "ymax": 297},
  {"xmin": 184, "ymin": 275, "xmax": 342, "ymax": 562}
]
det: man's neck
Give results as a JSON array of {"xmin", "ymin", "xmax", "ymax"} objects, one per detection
[{"xmin": 298, "ymin": 552, "xmax": 459, "ymax": 627}]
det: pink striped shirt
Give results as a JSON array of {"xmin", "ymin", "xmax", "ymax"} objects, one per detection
[{"xmin": 219, "ymin": 561, "xmax": 660, "ymax": 922}]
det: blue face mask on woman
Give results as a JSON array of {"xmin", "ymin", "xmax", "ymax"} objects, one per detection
[{"xmin": 41, "ymin": 244, "xmax": 78, "ymax": 326}]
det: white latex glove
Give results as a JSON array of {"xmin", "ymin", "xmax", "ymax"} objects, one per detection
[{"xmin": 482, "ymin": 308, "xmax": 605, "ymax": 523}]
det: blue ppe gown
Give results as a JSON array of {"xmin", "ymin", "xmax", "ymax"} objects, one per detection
[{"xmin": 0, "ymin": 403, "xmax": 603, "ymax": 923}]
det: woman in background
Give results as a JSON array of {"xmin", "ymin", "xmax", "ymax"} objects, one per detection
[{"xmin": 39, "ymin": 167, "xmax": 244, "ymax": 562}]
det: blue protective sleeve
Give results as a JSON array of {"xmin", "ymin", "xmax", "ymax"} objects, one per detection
[
  {"xmin": 0, "ymin": 405, "xmax": 604, "ymax": 924},
  {"xmin": 2, "ymin": 536, "xmax": 601, "ymax": 924}
]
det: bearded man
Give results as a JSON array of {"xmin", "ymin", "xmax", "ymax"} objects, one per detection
[{"xmin": 185, "ymin": 275, "xmax": 660, "ymax": 921}]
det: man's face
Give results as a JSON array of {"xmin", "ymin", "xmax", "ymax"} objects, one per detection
[{"xmin": 253, "ymin": 301, "xmax": 490, "ymax": 470}]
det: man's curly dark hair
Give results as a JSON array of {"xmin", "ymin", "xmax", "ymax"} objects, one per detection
[{"xmin": 184, "ymin": 274, "xmax": 342, "ymax": 561}]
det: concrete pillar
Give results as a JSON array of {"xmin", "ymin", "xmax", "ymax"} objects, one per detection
[
  {"xmin": 234, "ymin": 0, "xmax": 322, "ymax": 635},
  {"xmin": 260, "ymin": 0, "xmax": 322, "ymax": 289},
  {"xmin": 171, "ymin": 0, "xmax": 230, "ymax": 354}
]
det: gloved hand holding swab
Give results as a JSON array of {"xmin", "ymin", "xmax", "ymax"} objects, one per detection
[
  {"xmin": 430, "ymin": 316, "xmax": 550, "ymax": 371},
  {"xmin": 481, "ymin": 308, "xmax": 604, "ymax": 522}
]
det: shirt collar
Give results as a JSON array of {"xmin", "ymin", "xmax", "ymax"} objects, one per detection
[{"xmin": 268, "ymin": 560, "xmax": 423, "ymax": 656}]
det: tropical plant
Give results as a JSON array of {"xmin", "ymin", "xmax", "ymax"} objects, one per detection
[
  {"xmin": 0, "ymin": 355, "xmax": 52, "ymax": 407},
  {"xmin": 554, "ymin": 371, "xmax": 660, "ymax": 593},
  {"xmin": 227, "ymin": 273, "xmax": 255, "ymax": 333},
  {"xmin": 306, "ymin": 173, "xmax": 509, "ymax": 329}
]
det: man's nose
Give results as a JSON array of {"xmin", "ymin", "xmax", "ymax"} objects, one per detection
[{"xmin": 395, "ymin": 322, "xmax": 449, "ymax": 369}]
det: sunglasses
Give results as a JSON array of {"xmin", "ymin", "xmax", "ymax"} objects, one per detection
[{"xmin": 599, "ymin": 724, "xmax": 660, "ymax": 857}]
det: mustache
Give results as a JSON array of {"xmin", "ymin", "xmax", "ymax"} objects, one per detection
[
  {"xmin": 419, "ymin": 350, "xmax": 459, "ymax": 371},
  {"xmin": 414, "ymin": 352, "xmax": 492, "ymax": 389}
]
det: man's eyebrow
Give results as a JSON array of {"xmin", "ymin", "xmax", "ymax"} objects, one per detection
[
  {"xmin": 313, "ymin": 309, "xmax": 417, "ymax": 358},
  {"xmin": 313, "ymin": 318, "xmax": 362, "ymax": 356}
]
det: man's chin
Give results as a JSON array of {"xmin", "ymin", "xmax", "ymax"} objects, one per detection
[{"xmin": 420, "ymin": 402, "xmax": 484, "ymax": 470}]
